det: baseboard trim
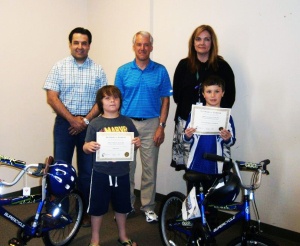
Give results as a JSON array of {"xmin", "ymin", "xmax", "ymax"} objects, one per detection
[
  {"xmin": 0, "ymin": 186, "xmax": 42, "ymax": 199},
  {"xmin": 261, "ymin": 222, "xmax": 300, "ymax": 242},
  {"xmin": 216, "ymin": 210, "xmax": 300, "ymax": 243}
]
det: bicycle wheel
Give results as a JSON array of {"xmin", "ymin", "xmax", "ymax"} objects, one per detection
[
  {"xmin": 227, "ymin": 234, "xmax": 279, "ymax": 246},
  {"xmin": 43, "ymin": 190, "xmax": 83, "ymax": 246},
  {"xmin": 159, "ymin": 191, "xmax": 192, "ymax": 246}
]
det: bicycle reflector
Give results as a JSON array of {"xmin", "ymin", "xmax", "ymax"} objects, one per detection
[{"xmin": 46, "ymin": 161, "xmax": 77, "ymax": 197}]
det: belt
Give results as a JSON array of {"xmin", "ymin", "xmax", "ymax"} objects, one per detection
[{"xmin": 131, "ymin": 117, "xmax": 149, "ymax": 121}]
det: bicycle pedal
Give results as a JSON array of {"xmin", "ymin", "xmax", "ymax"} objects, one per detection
[{"xmin": 8, "ymin": 237, "xmax": 22, "ymax": 246}]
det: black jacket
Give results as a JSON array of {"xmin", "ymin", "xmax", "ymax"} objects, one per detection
[{"xmin": 173, "ymin": 57, "xmax": 235, "ymax": 121}]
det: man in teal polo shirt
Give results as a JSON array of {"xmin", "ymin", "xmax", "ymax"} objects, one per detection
[{"xmin": 115, "ymin": 31, "xmax": 173, "ymax": 223}]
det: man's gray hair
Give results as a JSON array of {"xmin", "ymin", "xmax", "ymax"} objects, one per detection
[{"xmin": 132, "ymin": 31, "xmax": 153, "ymax": 45}]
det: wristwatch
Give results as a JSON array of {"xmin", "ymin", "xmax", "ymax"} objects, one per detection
[
  {"xmin": 83, "ymin": 118, "xmax": 90, "ymax": 125},
  {"xmin": 159, "ymin": 122, "xmax": 166, "ymax": 128}
]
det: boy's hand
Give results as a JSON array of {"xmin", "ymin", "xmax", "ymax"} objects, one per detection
[
  {"xmin": 132, "ymin": 137, "xmax": 141, "ymax": 149},
  {"xmin": 184, "ymin": 127, "xmax": 197, "ymax": 139},
  {"xmin": 220, "ymin": 129, "xmax": 232, "ymax": 141},
  {"xmin": 83, "ymin": 141, "xmax": 100, "ymax": 154}
]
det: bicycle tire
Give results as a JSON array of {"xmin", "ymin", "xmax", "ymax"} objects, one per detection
[
  {"xmin": 42, "ymin": 190, "xmax": 83, "ymax": 246},
  {"xmin": 159, "ymin": 191, "xmax": 192, "ymax": 246},
  {"xmin": 227, "ymin": 234, "xmax": 279, "ymax": 246}
]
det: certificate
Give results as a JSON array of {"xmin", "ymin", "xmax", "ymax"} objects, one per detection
[
  {"xmin": 96, "ymin": 132, "xmax": 134, "ymax": 161},
  {"xmin": 190, "ymin": 105, "xmax": 231, "ymax": 135}
]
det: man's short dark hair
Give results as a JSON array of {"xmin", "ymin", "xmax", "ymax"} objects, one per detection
[{"xmin": 69, "ymin": 27, "xmax": 92, "ymax": 44}]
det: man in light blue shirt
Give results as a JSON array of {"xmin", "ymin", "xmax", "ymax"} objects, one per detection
[
  {"xmin": 115, "ymin": 31, "xmax": 173, "ymax": 223},
  {"xmin": 44, "ymin": 27, "xmax": 107, "ymax": 227}
]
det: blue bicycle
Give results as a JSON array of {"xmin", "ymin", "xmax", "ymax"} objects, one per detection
[
  {"xmin": 0, "ymin": 155, "xmax": 83, "ymax": 246},
  {"xmin": 159, "ymin": 153, "xmax": 278, "ymax": 246}
]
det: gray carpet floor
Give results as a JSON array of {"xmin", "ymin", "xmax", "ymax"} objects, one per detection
[{"xmin": 0, "ymin": 200, "xmax": 298, "ymax": 245}]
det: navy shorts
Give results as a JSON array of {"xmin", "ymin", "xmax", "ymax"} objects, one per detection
[{"xmin": 87, "ymin": 170, "xmax": 132, "ymax": 216}]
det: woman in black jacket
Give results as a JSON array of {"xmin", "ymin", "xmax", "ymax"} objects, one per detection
[{"xmin": 171, "ymin": 25, "xmax": 235, "ymax": 170}]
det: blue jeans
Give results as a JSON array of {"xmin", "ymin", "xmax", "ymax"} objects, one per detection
[{"xmin": 53, "ymin": 115, "xmax": 92, "ymax": 210}]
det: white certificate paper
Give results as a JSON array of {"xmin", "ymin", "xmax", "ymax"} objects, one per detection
[
  {"xmin": 190, "ymin": 105, "xmax": 231, "ymax": 135},
  {"xmin": 96, "ymin": 132, "xmax": 134, "ymax": 161}
]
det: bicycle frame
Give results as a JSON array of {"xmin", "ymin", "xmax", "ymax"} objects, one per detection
[
  {"xmin": 201, "ymin": 191, "xmax": 252, "ymax": 238},
  {"xmin": 170, "ymin": 158, "xmax": 270, "ymax": 243},
  {"xmin": 167, "ymin": 188, "xmax": 253, "ymax": 241},
  {"xmin": 0, "ymin": 157, "xmax": 74, "ymax": 237},
  {"xmin": 159, "ymin": 153, "xmax": 277, "ymax": 246},
  {"xmin": 0, "ymin": 194, "xmax": 43, "ymax": 231},
  {"xmin": 0, "ymin": 154, "xmax": 84, "ymax": 246}
]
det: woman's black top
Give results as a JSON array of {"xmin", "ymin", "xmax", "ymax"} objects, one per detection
[{"xmin": 173, "ymin": 57, "xmax": 235, "ymax": 121}]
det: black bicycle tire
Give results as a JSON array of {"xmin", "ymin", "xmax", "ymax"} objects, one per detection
[
  {"xmin": 227, "ymin": 233, "xmax": 279, "ymax": 246},
  {"xmin": 159, "ymin": 191, "xmax": 192, "ymax": 246},
  {"xmin": 42, "ymin": 190, "xmax": 83, "ymax": 246}
]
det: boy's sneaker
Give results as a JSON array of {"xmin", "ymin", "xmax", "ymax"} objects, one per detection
[{"xmin": 145, "ymin": 210, "xmax": 158, "ymax": 223}]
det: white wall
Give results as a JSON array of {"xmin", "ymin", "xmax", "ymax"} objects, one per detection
[
  {"xmin": 0, "ymin": 0, "xmax": 88, "ymax": 192},
  {"xmin": 0, "ymin": 0, "xmax": 299, "ymax": 233}
]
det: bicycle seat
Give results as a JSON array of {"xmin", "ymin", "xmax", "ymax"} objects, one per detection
[
  {"xmin": 183, "ymin": 170, "xmax": 222, "ymax": 183},
  {"xmin": 205, "ymin": 172, "xmax": 240, "ymax": 206}
]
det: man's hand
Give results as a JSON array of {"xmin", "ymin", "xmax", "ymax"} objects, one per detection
[
  {"xmin": 153, "ymin": 127, "xmax": 165, "ymax": 147},
  {"xmin": 68, "ymin": 116, "xmax": 87, "ymax": 135},
  {"xmin": 46, "ymin": 90, "xmax": 88, "ymax": 136}
]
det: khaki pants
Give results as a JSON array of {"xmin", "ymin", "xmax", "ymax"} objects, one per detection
[{"xmin": 130, "ymin": 117, "xmax": 159, "ymax": 212}]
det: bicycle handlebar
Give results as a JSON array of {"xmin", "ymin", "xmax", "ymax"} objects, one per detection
[
  {"xmin": 0, "ymin": 154, "xmax": 26, "ymax": 167},
  {"xmin": 203, "ymin": 153, "xmax": 231, "ymax": 163},
  {"xmin": 203, "ymin": 153, "xmax": 270, "ymax": 190},
  {"xmin": 203, "ymin": 153, "xmax": 270, "ymax": 172},
  {"xmin": 0, "ymin": 154, "xmax": 46, "ymax": 186}
]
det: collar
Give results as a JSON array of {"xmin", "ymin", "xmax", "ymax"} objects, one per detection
[
  {"xmin": 131, "ymin": 58, "xmax": 154, "ymax": 71},
  {"xmin": 69, "ymin": 55, "xmax": 91, "ymax": 68}
]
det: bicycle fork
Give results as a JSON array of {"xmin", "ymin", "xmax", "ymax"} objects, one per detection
[
  {"xmin": 240, "ymin": 190, "xmax": 262, "ymax": 245},
  {"xmin": 189, "ymin": 186, "xmax": 212, "ymax": 245}
]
